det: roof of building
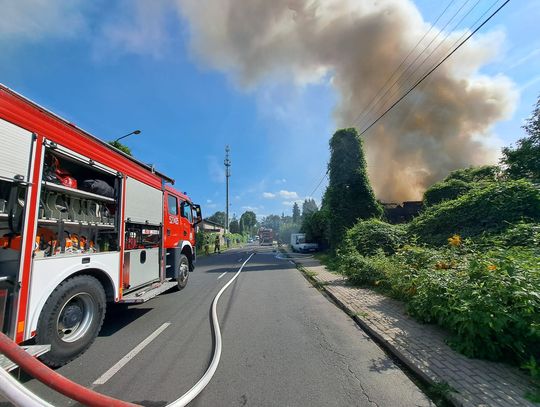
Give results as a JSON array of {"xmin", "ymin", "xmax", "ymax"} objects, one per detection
[{"xmin": 202, "ymin": 218, "xmax": 225, "ymax": 228}]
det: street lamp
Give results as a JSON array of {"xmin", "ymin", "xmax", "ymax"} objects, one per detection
[{"xmin": 113, "ymin": 129, "xmax": 141, "ymax": 143}]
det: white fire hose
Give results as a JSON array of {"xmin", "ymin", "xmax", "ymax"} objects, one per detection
[{"xmin": 0, "ymin": 252, "xmax": 255, "ymax": 407}]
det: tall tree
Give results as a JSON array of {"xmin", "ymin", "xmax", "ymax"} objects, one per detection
[
  {"xmin": 292, "ymin": 202, "xmax": 301, "ymax": 223},
  {"xmin": 261, "ymin": 214, "xmax": 282, "ymax": 232},
  {"xmin": 240, "ymin": 211, "xmax": 257, "ymax": 234},
  {"xmin": 207, "ymin": 211, "xmax": 226, "ymax": 226},
  {"xmin": 229, "ymin": 217, "xmax": 240, "ymax": 233},
  {"xmin": 325, "ymin": 128, "xmax": 382, "ymax": 248},
  {"xmin": 501, "ymin": 94, "xmax": 540, "ymax": 182},
  {"xmin": 301, "ymin": 199, "xmax": 318, "ymax": 217}
]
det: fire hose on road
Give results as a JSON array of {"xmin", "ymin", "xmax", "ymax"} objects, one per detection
[{"xmin": 0, "ymin": 252, "xmax": 255, "ymax": 407}]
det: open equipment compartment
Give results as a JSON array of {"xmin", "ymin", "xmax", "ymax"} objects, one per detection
[
  {"xmin": 0, "ymin": 117, "xmax": 34, "ymax": 336},
  {"xmin": 35, "ymin": 143, "xmax": 121, "ymax": 259}
]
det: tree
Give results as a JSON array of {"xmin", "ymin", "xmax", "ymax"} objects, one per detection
[
  {"xmin": 109, "ymin": 140, "xmax": 132, "ymax": 156},
  {"xmin": 207, "ymin": 211, "xmax": 226, "ymax": 226},
  {"xmin": 229, "ymin": 217, "xmax": 240, "ymax": 233},
  {"xmin": 261, "ymin": 214, "xmax": 282, "ymax": 232},
  {"xmin": 279, "ymin": 221, "xmax": 300, "ymax": 244},
  {"xmin": 301, "ymin": 209, "xmax": 329, "ymax": 248},
  {"xmin": 292, "ymin": 202, "xmax": 301, "ymax": 223},
  {"xmin": 501, "ymin": 94, "xmax": 540, "ymax": 182},
  {"xmin": 445, "ymin": 165, "xmax": 500, "ymax": 183},
  {"xmin": 301, "ymin": 199, "xmax": 318, "ymax": 218},
  {"xmin": 240, "ymin": 211, "xmax": 257, "ymax": 234},
  {"xmin": 325, "ymin": 128, "xmax": 382, "ymax": 248}
]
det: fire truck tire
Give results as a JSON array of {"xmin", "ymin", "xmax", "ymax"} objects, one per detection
[
  {"xmin": 175, "ymin": 254, "xmax": 189, "ymax": 290},
  {"xmin": 36, "ymin": 275, "xmax": 106, "ymax": 367}
]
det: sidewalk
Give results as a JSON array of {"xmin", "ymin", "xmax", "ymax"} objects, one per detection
[{"xmin": 288, "ymin": 252, "xmax": 537, "ymax": 407}]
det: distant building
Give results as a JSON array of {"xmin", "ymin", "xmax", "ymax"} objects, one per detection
[
  {"xmin": 381, "ymin": 201, "xmax": 423, "ymax": 224},
  {"xmin": 198, "ymin": 219, "xmax": 225, "ymax": 245}
]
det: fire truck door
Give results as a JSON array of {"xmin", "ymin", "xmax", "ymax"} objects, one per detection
[
  {"xmin": 0, "ymin": 118, "xmax": 35, "ymax": 335},
  {"xmin": 0, "ymin": 119, "xmax": 34, "ymax": 184},
  {"xmin": 180, "ymin": 201, "xmax": 194, "ymax": 244},
  {"xmin": 165, "ymin": 193, "xmax": 181, "ymax": 246},
  {"xmin": 124, "ymin": 177, "xmax": 162, "ymax": 288}
]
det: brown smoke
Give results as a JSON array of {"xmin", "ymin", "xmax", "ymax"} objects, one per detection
[{"xmin": 177, "ymin": 0, "xmax": 517, "ymax": 201}]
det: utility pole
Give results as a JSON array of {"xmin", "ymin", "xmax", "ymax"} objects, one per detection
[{"xmin": 224, "ymin": 145, "xmax": 231, "ymax": 232}]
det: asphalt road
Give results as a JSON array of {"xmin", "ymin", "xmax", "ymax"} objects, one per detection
[{"xmin": 15, "ymin": 244, "xmax": 434, "ymax": 406}]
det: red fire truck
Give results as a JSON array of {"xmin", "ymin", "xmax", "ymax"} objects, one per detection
[
  {"xmin": 258, "ymin": 228, "xmax": 274, "ymax": 246},
  {"xmin": 0, "ymin": 84, "xmax": 201, "ymax": 366}
]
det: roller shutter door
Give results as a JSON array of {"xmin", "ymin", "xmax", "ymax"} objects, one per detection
[
  {"xmin": 124, "ymin": 177, "xmax": 163, "ymax": 225},
  {"xmin": 0, "ymin": 118, "xmax": 33, "ymax": 182}
]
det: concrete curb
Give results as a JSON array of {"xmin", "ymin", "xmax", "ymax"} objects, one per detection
[{"xmin": 284, "ymin": 252, "xmax": 464, "ymax": 407}]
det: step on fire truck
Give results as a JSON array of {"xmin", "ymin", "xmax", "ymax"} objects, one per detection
[{"xmin": 0, "ymin": 84, "xmax": 201, "ymax": 367}]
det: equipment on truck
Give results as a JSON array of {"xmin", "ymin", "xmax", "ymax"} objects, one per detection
[
  {"xmin": 0, "ymin": 84, "xmax": 202, "ymax": 367},
  {"xmin": 258, "ymin": 227, "xmax": 274, "ymax": 246}
]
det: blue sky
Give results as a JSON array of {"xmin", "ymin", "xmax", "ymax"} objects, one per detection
[{"xmin": 0, "ymin": 0, "xmax": 538, "ymax": 220}]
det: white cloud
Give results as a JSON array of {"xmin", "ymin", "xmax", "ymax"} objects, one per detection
[
  {"xmin": 0, "ymin": 0, "xmax": 88, "ymax": 43},
  {"xmin": 242, "ymin": 205, "xmax": 260, "ymax": 212},
  {"xmin": 274, "ymin": 178, "xmax": 287, "ymax": 184},
  {"xmin": 262, "ymin": 192, "xmax": 276, "ymax": 199},
  {"xmin": 206, "ymin": 199, "xmax": 212, "ymax": 203},
  {"xmin": 279, "ymin": 190, "xmax": 298, "ymax": 199},
  {"xmin": 95, "ymin": 0, "xmax": 173, "ymax": 59},
  {"xmin": 282, "ymin": 200, "xmax": 303, "ymax": 206}
]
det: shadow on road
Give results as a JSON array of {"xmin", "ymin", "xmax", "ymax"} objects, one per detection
[
  {"xmin": 99, "ymin": 305, "xmax": 152, "ymax": 337},
  {"xmin": 205, "ymin": 263, "xmax": 289, "ymax": 274}
]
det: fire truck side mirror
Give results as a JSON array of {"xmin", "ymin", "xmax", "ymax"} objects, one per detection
[{"xmin": 193, "ymin": 204, "xmax": 202, "ymax": 225}]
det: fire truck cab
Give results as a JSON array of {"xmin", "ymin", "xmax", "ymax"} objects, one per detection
[{"xmin": 0, "ymin": 84, "xmax": 201, "ymax": 366}]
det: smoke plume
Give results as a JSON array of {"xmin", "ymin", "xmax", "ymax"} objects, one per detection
[{"xmin": 177, "ymin": 0, "xmax": 517, "ymax": 201}]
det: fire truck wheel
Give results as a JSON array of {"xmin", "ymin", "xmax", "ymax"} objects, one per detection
[
  {"xmin": 36, "ymin": 275, "xmax": 106, "ymax": 367},
  {"xmin": 175, "ymin": 254, "xmax": 189, "ymax": 290}
]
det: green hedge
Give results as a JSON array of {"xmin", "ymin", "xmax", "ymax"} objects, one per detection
[
  {"xmin": 342, "ymin": 219, "xmax": 406, "ymax": 256},
  {"xmin": 423, "ymin": 179, "xmax": 473, "ymax": 207},
  {"xmin": 409, "ymin": 180, "xmax": 540, "ymax": 245},
  {"xmin": 338, "ymin": 242, "xmax": 540, "ymax": 365}
]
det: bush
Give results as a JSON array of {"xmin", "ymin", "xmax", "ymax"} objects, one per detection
[
  {"xmin": 476, "ymin": 222, "xmax": 540, "ymax": 249},
  {"xmin": 409, "ymin": 180, "xmax": 540, "ymax": 245},
  {"xmin": 301, "ymin": 209, "xmax": 330, "ymax": 248},
  {"xmin": 336, "ymin": 236, "xmax": 540, "ymax": 365},
  {"xmin": 342, "ymin": 219, "xmax": 406, "ymax": 256},
  {"xmin": 445, "ymin": 165, "xmax": 500, "ymax": 183},
  {"xmin": 337, "ymin": 250, "xmax": 396, "ymax": 288},
  {"xmin": 423, "ymin": 179, "xmax": 473, "ymax": 207},
  {"xmin": 406, "ymin": 246, "xmax": 540, "ymax": 362}
]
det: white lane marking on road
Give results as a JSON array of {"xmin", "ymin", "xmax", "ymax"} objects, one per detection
[
  {"xmin": 237, "ymin": 258, "xmax": 243, "ymax": 262},
  {"xmin": 217, "ymin": 272, "xmax": 227, "ymax": 280},
  {"xmin": 168, "ymin": 252, "xmax": 255, "ymax": 407},
  {"xmin": 92, "ymin": 322, "xmax": 171, "ymax": 386}
]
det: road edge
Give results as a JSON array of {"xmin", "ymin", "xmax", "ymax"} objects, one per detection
[{"xmin": 282, "ymin": 249, "xmax": 459, "ymax": 407}]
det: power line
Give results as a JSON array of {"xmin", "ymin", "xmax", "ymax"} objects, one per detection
[
  {"xmin": 357, "ymin": 0, "xmax": 489, "ymax": 132},
  {"xmin": 358, "ymin": 0, "xmax": 510, "ymax": 137},
  {"xmin": 303, "ymin": 0, "xmax": 509, "ymax": 201},
  {"xmin": 353, "ymin": 0, "xmax": 462, "ymax": 130},
  {"xmin": 307, "ymin": 170, "xmax": 329, "ymax": 199}
]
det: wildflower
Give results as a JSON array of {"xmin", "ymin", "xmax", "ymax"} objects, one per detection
[
  {"xmin": 435, "ymin": 261, "xmax": 452, "ymax": 269},
  {"xmin": 448, "ymin": 234, "xmax": 462, "ymax": 247},
  {"xmin": 487, "ymin": 264, "xmax": 497, "ymax": 271}
]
